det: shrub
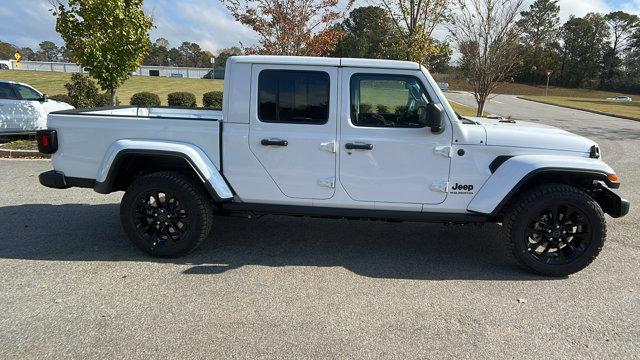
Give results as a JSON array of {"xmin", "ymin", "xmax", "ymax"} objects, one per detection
[
  {"xmin": 130, "ymin": 92, "xmax": 161, "ymax": 107},
  {"xmin": 95, "ymin": 93, "xmax": 120, "ymax": 107},
  {"xmin": 359, "ymin": 103, "xmax": 373, "ymax": 113},
  {"xmin": 377, "ymin": 104, "xmax": 389, "ymax": 114},
  {"xmin": 167, "ymin": 92, "xmax": 197, "ymax": 107},
  {"xmin": 49, "ymin": 94, "xmax": 73, "ymax": 104},
  {"xmin": 64, "ymin": 73, "xmax": 100, "ymax": 108},
  {"xmin": 202, "ymin": 91, "xmax": 223, "ymax": 109}
]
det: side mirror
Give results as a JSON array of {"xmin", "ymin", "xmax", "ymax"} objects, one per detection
[
  {"xmin": 40, "ymin": 94, "xmax": 48, "ymax": 102},
  {"xmin": 425, "ymin": 102, "xmax": 444, "ymax": 133}
]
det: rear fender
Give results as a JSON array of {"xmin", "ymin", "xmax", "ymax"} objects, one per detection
[
  {"xmin": 94, "ymin": 139, "xmax": 233, "ymax": 201},
  {"xmin": 468, "ymin": 155, "xmax": 616, "ymax": 216}
]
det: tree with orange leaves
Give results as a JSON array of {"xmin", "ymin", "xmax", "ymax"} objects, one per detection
[{"xmin": 222, "ymin": 0, "xmax": 354, "ymax": 56}]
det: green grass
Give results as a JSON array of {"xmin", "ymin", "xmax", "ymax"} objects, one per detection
[
  {"xmin": 520, "ymin": 96, "xmax": 640, "ymax": 120},
  {"xmin": 448, "ymin": 101, "xmax": 479, "ymax": 117},
  {"xmin": 0, "ymin": 70, "xmax": 223, "ymax": 107},
  {"xmin": 432, "ymin": 75, "xmax": 637, "ymax": 98}
]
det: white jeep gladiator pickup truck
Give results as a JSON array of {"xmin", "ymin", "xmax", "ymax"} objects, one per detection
[{"xmin": 36, "ymin": 56, "xmax": 629, "ymax": 276}]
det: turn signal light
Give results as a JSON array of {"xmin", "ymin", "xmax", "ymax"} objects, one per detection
[{"xmin": 607, "ymin": 173, "xmax": 619, "ymax": 183}]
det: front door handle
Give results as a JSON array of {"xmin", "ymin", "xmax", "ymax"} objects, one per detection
[
  {"xmin": 261, "ymin": 138, "xmax": 288, "ymax": 146},
  {"xmin": 345, "ymin": 143, "xmax": 373, "ymax": 150}
]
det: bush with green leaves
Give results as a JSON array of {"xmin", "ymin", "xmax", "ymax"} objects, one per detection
[
  {"xmin": 167, "ymin": 92, "xmax": 197, "ymax": 107},
  {"xmin": 49, "ymin": 94, "xmax": 73, "ymax": 104},
  {"xmin": 203, "ymin": 91, "xmax": 223, "ymax": 109},
  {"xmin": 95, "ymin": 93, "xmax": 120, "ymax": 107},
  {"xmin": 130, "ymin": 92, "xmax": 161, "ymax": 107},
  {"xmin": 64, "ymin": 73, "xmax": 100, "ymax": 108}
]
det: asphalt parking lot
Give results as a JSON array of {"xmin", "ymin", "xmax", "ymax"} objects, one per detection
[{"xmin": 1, "ymin": 100, "xmax": 639, "ymax": 359}]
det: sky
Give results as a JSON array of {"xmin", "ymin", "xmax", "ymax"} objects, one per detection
[{"xmin": 0, "ymin": 0, "xmax": 638, "ymax": 54}]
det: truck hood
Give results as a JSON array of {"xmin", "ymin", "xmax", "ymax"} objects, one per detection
[{"xmin": 466, "ymin": 117, "xmax": 597, "ymax": 153}]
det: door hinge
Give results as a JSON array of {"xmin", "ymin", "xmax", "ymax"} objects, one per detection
[
  {"xmin": 430, "ymin": 180, "xmax": 449, "ymax": 193},
  {"xmin": 434, "ymin": 146, "xmax": 452, "ymax": 158},
  {"xmin": 319, "ymin": 141, "xmax": 336, "ymax": 153},
  {"xmin": 318, "ymin": 177, "xmax": 336, "ymax": 188}
]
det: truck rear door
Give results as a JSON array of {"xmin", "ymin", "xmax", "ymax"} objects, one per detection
[{"xmin": 248, "ymin": 64, "xmax": 338, "ymax": 200}]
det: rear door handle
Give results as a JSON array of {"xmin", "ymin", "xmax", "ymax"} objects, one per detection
[
  {"xmin": 345, "ymin": 143, "xmax": 373, "ymax": 150},
  {"xmin": 261, "ymin": 138, "xmax": 288, "ymax": 146}
]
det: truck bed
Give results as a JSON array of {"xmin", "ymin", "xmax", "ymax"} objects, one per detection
[{"xmin": 48, "ymin": 106, "xmax": 223, "ymax": 181}]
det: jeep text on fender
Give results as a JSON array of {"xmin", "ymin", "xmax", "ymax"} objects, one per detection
[{"xmin": 37, "ymin": 56, "xmax": 629, "ymax": 276}]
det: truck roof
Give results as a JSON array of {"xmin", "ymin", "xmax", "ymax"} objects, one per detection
[{"xmin": 230, "ymin": 55, "xmax": 421, "ymax": 70}]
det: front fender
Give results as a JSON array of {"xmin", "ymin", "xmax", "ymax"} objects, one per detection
[
  {"xmin": 467, "ymin": 155, "xmax": 615, "ymax": 216},
  {"xmin": 94, "ymin": 139, "xmax": 233, "ymax": 201}
]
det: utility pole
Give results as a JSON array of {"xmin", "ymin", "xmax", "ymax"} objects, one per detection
[{"xmin": 545, "ymin": 69, "xmax": 552, "ymax": 96}]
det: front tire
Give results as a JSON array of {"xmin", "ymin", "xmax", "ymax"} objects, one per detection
[
  {"xmin": 502, "ymin": 183, "xmax": 606, "ymax": 276},
  {"xmin": 120, "ymin": 171, "xmax": 213, "ymax": 257}
]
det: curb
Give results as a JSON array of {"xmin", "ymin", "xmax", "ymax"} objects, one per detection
[
  {"xmin": 0, "ymin": 148, "xmax": 49, "ymax": 159},
  {"xmin": 517, "ymin": 96, "xmax": 640, "ymax": 122}
]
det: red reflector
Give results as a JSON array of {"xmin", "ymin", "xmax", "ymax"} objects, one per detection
[{"xmin": 41, "ymin": 134, "xmax": 50, "ymax": 147}]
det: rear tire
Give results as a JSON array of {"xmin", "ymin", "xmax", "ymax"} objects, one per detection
[
  {"xmin": 502, "ymin": 183, "xmax": 606, "ymax": 276},
  {"xmin": 120, "ymin": 171, "xmax": 213, "ymax": 257}
]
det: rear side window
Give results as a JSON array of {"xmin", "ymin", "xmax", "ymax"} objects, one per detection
[
  {"xmin": 258, "ymin": 70, "xmax": 330, "ymax": 124},
  {"xmin": 0, "ymin": 83, "xmax": 18, "ymax": 100}
]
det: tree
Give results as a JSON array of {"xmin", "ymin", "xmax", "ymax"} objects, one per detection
[
  {"xmin": 0, "ymin": 41, "xmax": 35, "ymax": 61},
  {"xmin": 214, "ymin": 47, "xmax": 242, "ymax": 68},
  {"xmin": 601, "ymin": 11, "xmax": 639, "ymax": 86},
  {"xmin": 515, "ymin": 0, "xmax": 560, "ymax": 83},
  {"xmin": 155, "ymin": 37, "xmax": 170, "ymax": 49},
  {"xmin": 424, "ymin": 40, "xmax": 452, "ymax": 72},
  {"xmin": 53, "ymin": 0, "xmax": 154, "ymax": 105},
  {"xmin": 222, "ymin": 0, "xmax": 354, "ymax": 56},
  {"xmin": 605, "ymin": 11, "xmax": 639, "ymax": 54},
  {"xmin": 0, "ymin": 41, "xmax": 19, "ymax": 60},
  {"xmin": 621, "ymin": 30, "xmax": 640, "ymax": 92},
  {"xmin": 449, "ymin": 0, "xmax": 524, "ymax": 116},
  {"xmin": 144, "ymin": 38, "xmax": 171, "ymax": 66},
  {"xmin": 144, "ymin": 42, "xmax": 170, "ymax": 66},
  {"xmin": 558, "ymin": 14, "xmax": 609, "ymax": 88},
  {"xmin": 33, "ymin": 41, "xmax": 61, "ymax": 61},
  {"xmin": 177, "ymin": 42, "xmax": 212, "ymax": 67},
  {"xmin": 332, "ymin": 6, "xmax": 398, "ymax": 59},
  {"xmin": 379, "ymin": 0, "xmax": 450, "ymax": 64},
  {"xmin": 168, "ymin": 47, "xmax": 183, "ymax": 67}
]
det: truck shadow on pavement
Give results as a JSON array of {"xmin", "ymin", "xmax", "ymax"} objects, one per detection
[{"xmin": 0, "ymin": 203, "xmax": 552, "ymax": 281}]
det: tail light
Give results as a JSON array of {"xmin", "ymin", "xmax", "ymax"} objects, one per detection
[{"xmin": 36, "ymin": 130, "xmax": 58, "ymax": 154}]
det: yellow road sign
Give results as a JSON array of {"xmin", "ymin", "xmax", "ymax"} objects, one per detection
[{"xmin": 14, "ymin": 52, "xmax": 21, "ymax": 61}]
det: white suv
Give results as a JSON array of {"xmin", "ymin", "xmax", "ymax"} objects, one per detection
[{"xmin": 0, "ymin": 80, "xmax": 73, "ymax": 135}]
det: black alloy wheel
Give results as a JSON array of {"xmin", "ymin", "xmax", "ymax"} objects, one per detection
[
  {"xmin": 133, "ymin": 191, "xmax": 190, "ymax": 248},
  {"xmin": 525, "ymin": 204, "xmax": 592, "ymax": 266},
  {"xmin": 120, "ymin": 171, "xmax": 213, "ymax": 257},
  {"xmin": 503, "ymin": 183, "xmax": 606, "ymax": 276}
]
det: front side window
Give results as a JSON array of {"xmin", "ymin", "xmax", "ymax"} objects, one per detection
[
  {"xmin": 0, "ymin": 83, "xmax": 18, "ymax": 100},
  {"xmin": 350, "ymin": 74, "xmax": 430, "ymax": 128},
  {"xmin": 258, "ymin": 70, "xmax": 330, "ymax": 124},
  {"xmin": 14, "ymin": 84, "xmax": 42, "ymax": 101}
]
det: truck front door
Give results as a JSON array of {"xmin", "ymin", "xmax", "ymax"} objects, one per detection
[
  {"xmin": 248, "ymin": 65, "xmax": 338, "ymax": 200},
  {"xmin": 338, "ymin": 69, "xmax": 452, "ymax": 205}
]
